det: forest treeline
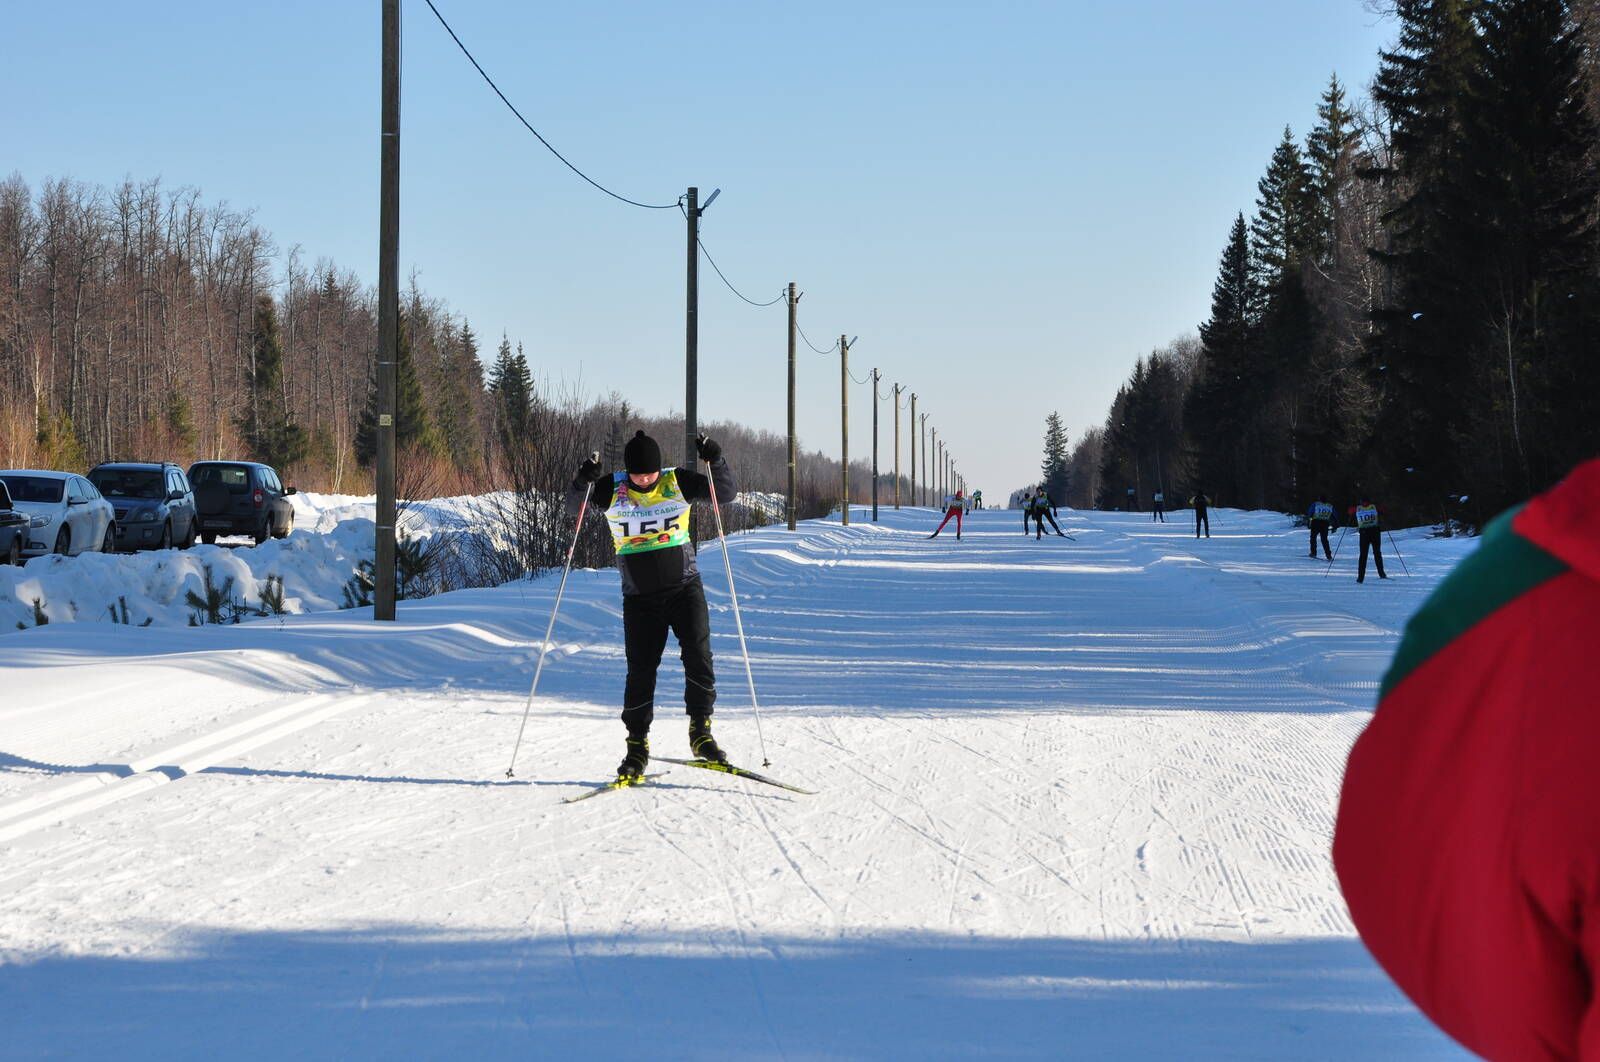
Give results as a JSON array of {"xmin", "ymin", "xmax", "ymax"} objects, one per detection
[
  {"xmin": 1065, "ymin": 0, "xmax": 1600, "ymax": 526},
  {"xmin": 0, "ymin": 173, "xmax": 917, "ymax": 517}
]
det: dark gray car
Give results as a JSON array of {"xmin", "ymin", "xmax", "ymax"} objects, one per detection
[
  {"xmin": 88, "ymin": 462, "xmax": 198, "ymax": 551},
  {"xmin": 187, "ymin": 461, "xmax": 296, "ymax": 545}
]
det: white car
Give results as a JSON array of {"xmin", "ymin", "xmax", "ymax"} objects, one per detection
[{"xmin": 0, "ymin": 470, "xmax": 117, "ymax": 558}]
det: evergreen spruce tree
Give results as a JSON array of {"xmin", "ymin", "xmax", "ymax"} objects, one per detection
[
  {"xmin": 356, "ymin": 311, "xmax": 442, "ymax": 467},
  {"xmin": 1251, "ymin": 128, "xmax": 1318, "ymax": 278},
  {"xmin": 487, "ymin": 333, "xmax": 534, "ymax": 451},
  {"xmin": 1040, "ymin": 412, "xmax": 1071, "ymax": 501},
  {"xmin": 1366, "ymin": 0, "xmax": 1483, "ymax": 511},
  {"xmin": 239, "ymin": 294, "xmax": 307, "ymax": 470},
  {"xmin": 1187, "ymin": 215, "xmax": 1258, "ymax": 503},
  {"xmin": 1305, "ymin": 74, "xmax": 1359, "ymax": 264}
]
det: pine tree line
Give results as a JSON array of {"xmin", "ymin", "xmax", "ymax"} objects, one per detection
[{"xmin": 1073, "ymin": 0, "xmax": 1600, "ymax": 524}]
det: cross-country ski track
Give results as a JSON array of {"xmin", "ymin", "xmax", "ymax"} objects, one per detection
[{"xmin": 1, "ymin": 505, "xmax": 1470, "ymax": 1059}]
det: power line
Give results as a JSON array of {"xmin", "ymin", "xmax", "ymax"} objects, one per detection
[
  {"xmin": 847, "ymin": 365, "xmax": 871, "ymax": 386},
  {"xmin": 697, "ymin": 236, "xmax": 785, "ymax": 307},
  {"xmin": 796, "ymin": 319, "xmax": 839, "ymax": 355},
  {"xmin": 422, "ymin": 0, "xmax": 680, "ymax": 211}
]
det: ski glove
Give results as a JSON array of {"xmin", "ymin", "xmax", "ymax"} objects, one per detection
[
  {"xmin": 696, "ymin": 433, "xmax": 722, "ymax": 463},
  {"xmin": 575, "ymin": 452, "xmax": 605, "ymax": 485}
]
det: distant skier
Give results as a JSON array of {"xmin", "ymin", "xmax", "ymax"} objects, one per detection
[
  {"xmin": 1334, "ymin": 458, "xmax": 1600, "ymax": 1062},
  {"xmin": 1152, "ymin": 489, "xmax": 1166, "ymax": 523},
  {"xmin": 569, "ymin": 430, "xmax": 737, "ymax": 783},
  {"xmin": 972, "ymin": 490, "xmax": 983, "ymax": 511},
  {"xmin": 1348, "ymin": 493, "xmax": 1387, "ymax": 583},
  {"xmin": 1126, "ymin": 486, "xmax": 1137, "ymax": 512},
  {"xmin": 1036, "ymin": 488, "xmax": 1065, "ymax": 537},
  {"xmin": 929, "ymin": 489, "xmax": 966, "ymax": 539},
  {"xmin": 1189, "ymin": 491, "xmax": 1212, "ymax": 538},
  {"xmin": 1307, "ymin": 494, "xmax": 1334, "ymax": 560}
]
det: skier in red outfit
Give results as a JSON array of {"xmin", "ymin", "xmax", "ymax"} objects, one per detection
[
  {"xmin": 929, "ymin": 490, "xmax": 966, "ymax": 539},
  {"xmin": 1334, "ymin": 458, "xmax": 1600, "ymax": 1061}
]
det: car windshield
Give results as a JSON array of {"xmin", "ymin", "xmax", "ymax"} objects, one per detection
[
  {"xmin": 190, "ymin": 464, "xmax": 251, "ymax": 490},
  {"xmin": 90, "ymin": 470, "xmax": 164, "ymax": 499},
  {"xmin": 0, "ymin": 476, "xmax": 65, "ymax": 503}
]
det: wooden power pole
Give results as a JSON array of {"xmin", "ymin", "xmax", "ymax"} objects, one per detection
[
  {"xmin": 892, "ymin": 383, "xmax": 901, "ymax": 509},
  {"xmin": 786, "ymin": 282, "xmax": 797, "ymax": 531},
  {"xmin": 871, "ymin": 368, "xmax": 880, "ymax": 522},
  {"xmin": 374, "ymin": 0, "xmax": 400, "ymax": 622},
  {"xmin": 840, "ymin": 335, "xmax": 850, "ymax": 525}
]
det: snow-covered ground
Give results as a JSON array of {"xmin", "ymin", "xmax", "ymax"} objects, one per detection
[{"xmin": 0, "ymin": 505, "xmax": 1472, "ymax": 1059}]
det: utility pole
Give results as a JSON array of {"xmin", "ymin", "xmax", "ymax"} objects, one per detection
[
  {"xmin": 908, "ymin": 393, "xmax": 917, "ymax": 507},
  {"xmin": 840, "ymin": 335, "xmax": 850, "ymax": 525},
  {"xmin": 786, "ymin": 282, "xmax": 797, "ymax": 531},
  {"xmin": 892, "ymin": 383, "xmax": 901, "ymax": 509},
  {"xmin": 920, "ymin": 414, "xmax": 929, "ymax": 506},
  {"xmin": 871, "ymin": 368, "xmax": 880, "ymax": 522},
  {"xmin": 374, "ymin": 0, "xmax": 400, "ymax": 622},
  {"xmin": 930, "ymin": 428, "xmax": 938, "ymax": 504},
  {"xmin": 684, "ymin": 186, "xmax": 699, "ymax": 468}
]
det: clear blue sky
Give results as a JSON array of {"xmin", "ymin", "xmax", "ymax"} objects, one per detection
[{"xmin": 2, "ymin": 1, "xmax": 1395, "ymax": 496}]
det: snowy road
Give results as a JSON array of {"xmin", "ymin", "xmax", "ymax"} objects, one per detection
[{"xmin": 0, "ymin": 506, "xmax": 1470, "ymax": 1059}]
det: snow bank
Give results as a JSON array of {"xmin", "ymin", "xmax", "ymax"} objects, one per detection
[{"xmin": 0, "ymin": 488, "xmax": 781, "ymax": 634}]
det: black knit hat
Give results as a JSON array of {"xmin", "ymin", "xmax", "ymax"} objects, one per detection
[{"xmin": 623, "ymin": 430, "xmax": 662, "ymax": 475}]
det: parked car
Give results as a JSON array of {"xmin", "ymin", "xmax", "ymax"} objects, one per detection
[
  {"xmin": 187, "ymin": 461, "xmax": 297, "ymax": 545},
  {"xmin": 88, "ymin": 462, "xmax": 198, "ymax": 552},
  {"xmin": 0, "ymin": 480, "xmax": 28, "ymax": 565},
  {"xmin": 0, "ymin": 470, "xmax": 117, "ymax": 558}
]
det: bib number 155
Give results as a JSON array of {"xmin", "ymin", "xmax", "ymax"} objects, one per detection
[{"xmin": 618, "ymin": 514, "xmax": 683, "ymax": 537}]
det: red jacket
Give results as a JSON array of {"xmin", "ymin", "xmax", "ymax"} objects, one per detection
[{"xmin": 1334, "ymin": 458, "xmax": 1600, "ymax": 1060}]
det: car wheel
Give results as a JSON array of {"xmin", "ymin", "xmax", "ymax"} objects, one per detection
[
  {"xmin": 159, "ymin": 522, "xmax": 172, "ymax": 550},
  {"xmin": 6, "ymin": 538, "xmax": 19, "ymax": 566},
  {"xmin": 101, "ymin": 524, "xmax": 116, "ymax": 553},
  {"xmin": 274, "ymin": 514, "xmax": 292, "ymax": 539},
  {"xmin": 254, "ymin": 518, "xmax": 271, "ymax": 547},
  {"xmin": 201, "ymin": 532, "xmax": 217, "ymax": 546},
  {"xmin": 54, "ymin": 527, "xmax": 70, "ymax": 555},
  {"xmin": 182, "ymin": 520, "xmax": 197, "ymax": 549}
]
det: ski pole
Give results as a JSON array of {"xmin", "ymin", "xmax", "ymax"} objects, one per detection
[
  {"xmin": 1385, "ymin": 529, "xmax": 1411, "ymax": 577},
  {"xmin": 703, "ymin": 442, "xmax": 772, "ymax": 767},
  {"xmin": 1324, "ymin": 527, "xmax": 1348, "ymax": 577},
  {"xmin": 505, "ymin": 454, "xmax": 595, "ymax": 778}
]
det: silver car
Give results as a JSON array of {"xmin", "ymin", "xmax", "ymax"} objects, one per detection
[{"xmin": 0, "ymin": 470, "xmax": 117, "ymax": 557}]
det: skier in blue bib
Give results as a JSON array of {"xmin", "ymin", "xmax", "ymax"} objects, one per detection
[
  {"xmin": 1307, "ymin": 494, "xmax": 1335, "ymax": 559},
  {"xmin": 569, "ymin": 430, "xmax": 738, "ymax": 782}
]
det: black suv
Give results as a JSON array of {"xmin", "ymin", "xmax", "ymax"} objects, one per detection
[
  {"xmin": 88, "ymin": 462, "xmax": 198, "ymax": 551},
  {"xmin": 187, "ymin": 461, "xmax": 297, "ymax": 545}
]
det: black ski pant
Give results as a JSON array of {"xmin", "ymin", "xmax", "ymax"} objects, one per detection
[
  {"xmin": 622, "ymin": 579, "xmax": 715, "ymax": 736},
  {"xmin": 1309, "ymin": 520, "xmax": 1332, "ymax": 558},
  {"xmin": 1357, "ymin": 528, "xmax": 1386, "ymax": 581},
  {"xmin": 1195, "ymin": 510, "xmax": 1209, "ymax": 538},
  {"xmin": 1152, "ymin": 504, "xmax": 1165, "ymax": 523}
]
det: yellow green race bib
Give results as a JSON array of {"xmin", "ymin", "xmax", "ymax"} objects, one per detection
[{"xmin": 605, "ymin": 469, "xmax": 692, "ymax": 555}]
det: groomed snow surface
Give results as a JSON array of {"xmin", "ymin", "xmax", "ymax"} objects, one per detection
[{"xmin": 1, "ymin": 504, "xmax": 1472, "ymax": 1060}]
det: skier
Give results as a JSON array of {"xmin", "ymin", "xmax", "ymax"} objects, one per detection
[
  {"xmin": 1035, "ymin": 488, "xmax": 1066, "ymax": 538},
  {"xmin": 1307, "ymin": 494, "xmax": 1334, "ymax": 560},
  {"xmin": 972, "ymin": 489, "xmax": 983, "ymax": 511},
  {"xmin": 1189, "ymin": 491, "xmax": 1212, "ymax": 538},
  {"xmin": 929, "ymin": 489, "xmax": 966, "ymax": 539},
  {"xmin": 1152, "ymin": 489, "xmax": 1166, "ymax": 523},
  {"xmin": 1333, "ymin": 458, "xmax": 1600, "ymax": 1061},
  {"xmin": 1348, "ymin": 492, "xmax": 1386, "ymax": 582},
  {"xmin": 569, "ymin": 430, "xmax": 737, "ymax": 783},
  {"xmin": 1126, "ymin": 486, "xmax": 1137, "ymax": 512}
]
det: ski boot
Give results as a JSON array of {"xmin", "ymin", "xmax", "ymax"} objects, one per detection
[
  {"xmin": 616, "ymin": 735, "xmax": 650, "ymax": 783},
  {"xmin": 688, "ymin": 717, "xmax": 729, "ymax": 765}
]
